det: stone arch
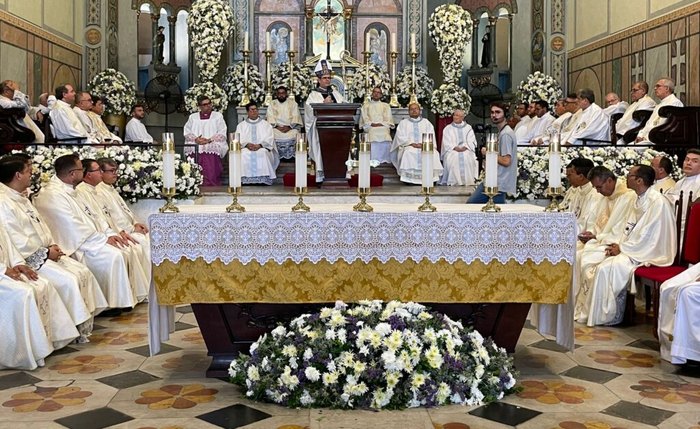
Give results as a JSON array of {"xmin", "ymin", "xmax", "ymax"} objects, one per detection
[{"xmin": 355, "ymin": 0, "xmax": 401, "ymax": 14}]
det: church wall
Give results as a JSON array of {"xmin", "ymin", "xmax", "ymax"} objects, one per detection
[{"xmin": 511, "ymin": 0, "xmax": 532, "ymax": 94}]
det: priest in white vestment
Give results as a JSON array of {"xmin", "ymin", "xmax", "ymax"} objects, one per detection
[
  {"xmin": 440, "ymin": 109, "xmax": 477, "ymax": 186},
  {"xmin": 88, "ymin": 96, "xmax": 122, "ymax": 143},
  {"xmin": 532, "ymin": 100, "xmax": 571, "ymax": 146},
  {"xmin": 525, "ymin": 100, "xmax": 555, "ymax": 146},
  {"xmin": 124, "ymin": 104, "xmax": 154, "ymax": 143},
  {"xmin": 659, "ymin": 263, "xmax": 700, "ymax": 364},
  {"xmin": 390, "ymin": 102, "xmax": 442, "ymax": 184},
  {"xmin": 562, "ymin": 89, "xmax": 610, "ymax": 145},
  {"xmin": 360, "ymin": 87, "xmax": 394, "ymax": 164},
  {"xmin": 304, "ymin": 60, "xmax": 346, "ymax": 183},
  {"xmin": 602, "ymin": 92, "xmax": 629, "ymax": 117},
  {"xmin": 560, "ymin": 158, "xmax": 603, "ymax": 234},
  {"xmin": 576, "ymin": 165, "xmax": 676, "ymax": 326},
  {"xmin": 266, "ymin": 86, "xmax": 302, "ymax": 160},
  {"xmin": 0, "ymin": 80, "xmax": 44, "ymax": 143},
  {"xmin": 183, "ymin": 96, "xmax": 228, "ymax": 186},
  {"xmin": 666, "ymin": 149, "xmax": 700, "ymax": 243},
  {"xmin": 515, "ymin": 103, "xmax": 537, "ymax": 146},
  {"xmin": 49, "ymin": 84, "xmax": 90, "ymax": 142},
  {"xmin": 615, "ymin": 81, "xmax": 656, "ymax": 144},
  {"xmin": 33, "ymin": 154, "xmax": 140, "ymax": 310},
  {"xmin": 235, "ymin": 102, "xmax": 279, "ymax": 185},
  {"xmin": 513, "ymin": 102, "xmax": 533, "ymax": 145},
  {"xmin": 650, "ymin": 155, "xmax": 676, "ymax": 195},
  {"xmin": 635, "ymin": 78, "xmax": 684, "ymax": 144},
  {"xmin": 73, "ymin": 91, "xmax": 103, "ymax": 144}
]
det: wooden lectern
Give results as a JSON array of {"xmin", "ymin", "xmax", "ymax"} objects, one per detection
[{"xmin": 311, "ymin": 103, "xmax": 361, "ymax": 184}]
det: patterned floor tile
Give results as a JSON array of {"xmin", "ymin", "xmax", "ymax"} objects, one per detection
[
  {"xmin": 517, "ymin": 411, "xmax": 657, "ymax": 429},
  {"xmin": 97, "ymin": 370, "xmax": 162, "ymax": 390},
  {"xmin": 73, "ymin": 329, "xmax": 149, "ymax": 350},
  {"xmin": 108, "ymin": 417, "xmax": 222, "ymax": 428},
  {"xmin": 429, "ymin": 408, "xmax": 514, "ymax": 429},
  {"xmin": 308, "ymin": 409, "xmax": 434, "ymax": 429},
  {"xmin": 127, "ymin": 342, "xmax": 182, "ymax": 358},
  {"xmin": 178, "ymin": 312, "xmax": 199, "ymax": 327},
  {"xmin": 8, "ymin": 421, "xmax": 68, "ymax": 428},
  {"xmin": 602, "ymin": 400, "xmax": 675, "ymax": 426},
  {"xmin": 163, "ymin": 327, "xmax": 207, "ymax": 350},
  {"xmin": 604, "ymin": 374, "xmax": 700, "ymax": 413},
  {"xmin": 503, "ymin": 375, "xmax": 620, "ymax": 413},
  {"xmin": 514, "ymin": 326, "xmax": 546, "ymax": 348},
  {"xmin": 54, "ymin": 406, "xmax": 133, "ymax": 429},
  {"xmin": 573, "ymin": 325, "xmax": 636, "ymax": 347},
  {"xmin": 531, "ymin": 339, "xmax": 576, "ymax": 353},
  {"xmin": 512, "ymin": 346, "xmax": 577, "ymax": 376},
  {"xmin": 197, "ymin": 403, "xmax": 272, "ymax": 428},
  {"xmin": 657, "ymin": 412, "xmax": 700, "ymax": 429},
  {"xmin": 139, "ymin": 350, "xmax": 211, "ymax": 380},
  {"xmin": 0, "ymin": 371, "xmax": 42, "ymax": 391},
  {"xmin": 176, "ymin": 305, "xmax": 194, "ymax": 314},
  {"xmin": 468, "ymin": 402, "xmax": 540, "ymax": 426},
  {"xmin": 560, "ymin": 365, "xmax": 621, "ymax": 384},
  {"xmin": 31, "ymin": 350, "xmax": 145, "ymax": 381},
  {"xmin": 175, "ymin": 321, "xmax": 197, "ymax": 332},
  {"xmin": 572, "ymin": 346, "xmax": 667, "ymax": 374}
]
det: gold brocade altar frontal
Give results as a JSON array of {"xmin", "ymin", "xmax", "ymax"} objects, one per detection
[{"xmin": 153, "ymin": 257, "xmax": 571, "ymax": 305}]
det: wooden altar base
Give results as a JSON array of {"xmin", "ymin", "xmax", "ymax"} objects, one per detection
[{"xmin": 191, "ymin": 302, "xmax": 531, "ymax": 378}]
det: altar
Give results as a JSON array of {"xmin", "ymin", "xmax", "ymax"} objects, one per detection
[{"xmin": 148, "ymin": 203, "xmax": 576, "ymax": 377}]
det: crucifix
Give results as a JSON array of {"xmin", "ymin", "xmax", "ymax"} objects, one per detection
[{"xmin": 314, "ymin": 0, "xmax": 341, "ymax": 59}]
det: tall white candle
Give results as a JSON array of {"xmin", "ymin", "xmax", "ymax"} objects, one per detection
[
  {"xmin": 549, "ymin": 152, "xmax": 562, "ymax": 188},
  {"xmin": 295, "ymin": 134, "xmax": 307, "ymax": 189},
  {"xmin": 410, "ymin": 33, "xmax": 416, "ymax": 53},
  {"xmin": 266, "ymin": 31, "xmax": 271, "ymax": 51},
  {"xmin": 359, "ymin": 134, "xmax": 370, "ymax": 189},
  {"xmin": 289, "ymin": 30, "xmax": 295, "ymax": 51},
  {"xmin": 365, "ymin": 34, "xmax": 371, "ymax": 52},
  {"xmin": 391, "ymin": 33, "xmax": 397, "ymax": 52},
  {"xmin": 229, "ymin": 133, "xmax": 241, "ymax": 188},
  {"xmin": 162, "ymin": 133, "xmax": 175, "ymax": 189},
  {"xmin": 485, "ymin": 152, "xmax": 498, "ymax": 187},
  {"xmin": 244, "ymin": 31, "xmax": 249, "ymax": 51},
  {"xmin": 421, "ymin": 133, "xmax": 433, "ymax": 188}
]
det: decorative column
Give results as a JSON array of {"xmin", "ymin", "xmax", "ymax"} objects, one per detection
[
  {"xmin": 305, "ymin": 7, "xmax": 315, "ymax": 58},
  {"xmin": 508, "ymin": 13, "xmax": 514, "ymax": 69},
  {"xmin": 167, "ymin": 15, "xmax": 177, "ymax": 66},
  {"xmin": 343, "ymin": 7, "xmax": 353, "ymax": 55},
  {"xmin": 488, "ymin": 16, "xmax": 498, "ymax": 67},
  {"xmin": 471, "ymin": 20, "xmax": 479, "ymax": 69},
  {"xmin": 150, "ymin": 13, "xmax": 159, "ymax": 65}
]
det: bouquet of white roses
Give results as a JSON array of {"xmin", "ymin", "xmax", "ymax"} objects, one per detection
[
  {"xmin": 345, "ymin": 64, "xmax": 391, "ymax": 103},
  {"xmin": 229, "ymin": 300, "xmax": 517, "ymax": 409},
  {"xmin": 430, "ymin": 82, "xmax": 471, "ymax": 117},
  {"xmin": 270, "ymin": 61, "xmax": 315, "ymax": 104},
  {"xmin": 515, "ymin": 71, "xmax": 563, "ymax": 112},
  {"xmin": 87, "ymin": 68, "xmax": 137, "ymax": 115},
  {"xmin": 222, "ymin": 63, "xmax": 266, "ymax": 107},
  {"xmin": 187, "ymin": 0, "xmax": 233, "ymax": 81},
  {"xmin": 428, "ymin": 4, "xmax": 473, "ymax": 83},
  {"xmin": 396, "ymin": 65, "xmax": 434, "ymax": 108},
  {"xmin": 184, "ymin": 81, "xmax": 228, "ymax": 113}
]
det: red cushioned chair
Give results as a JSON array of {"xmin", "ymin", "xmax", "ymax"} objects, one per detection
[{"xmin": 635, "ymin": 193, "xmax": 700, "ymax": 337}]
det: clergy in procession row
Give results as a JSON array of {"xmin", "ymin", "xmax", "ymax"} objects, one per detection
[
  {"xmin": 467, "ymin": 102, "xmax": 517, "ymax": 204},
  {"xmin": 304, "ymin": 59, "xmax": 345, "ymax": 184},
  {"xmin": 266, "ymin": 86, "xmax": 302, "ymax": 160},
  {"xmin": 33, "ymin": 154, "xmax": 143, "ymax": 312},
  {"xmin": 602, "ymin": 92, "xmax": 628, "ymax": 117},
  {"xmin": 562, "ymin": 88, "xmax": 609, "ymax": 145},
  {"xmin": 513, "ymin": 102, "xmax": 534, "ymax": 145},
  {"xmin": 532, "ymin": 99, "xmax": 570, "ymax": 146},
  {"xmin": 561, "ymin": 157, "xmax": 602, "ymax": 235},
  {"xmin": 0, "ymin": 80, "xmax": 45, "ymax": 143},
  {"xmin": 88, "ymin": 96, "xmax": 122, "ymax": 143},
  {"xmin": 390, "ymin": 102, "xmax": 442, "ymax": 185},
  {"xmin": 635, "ymin": 77, "xmax": 684, "ymax": 144},
  {"xmin": 666, "ymin": 149, "xmax": 700, "ymax": 241},
  {"xmin": 659, "ymin": 262, "xmax": 700, "ymax": 364},
  {"xmin": 184, "ymin": 95, "xmax": 228, "ymax": 186},
  {"xmin": 125, "ymin": 104, "xmax": 155, "ymax": 143},
  {"xmin": 235, "ymin": 102, "xmax": 279, "ymax": 185},
  {"xmin": 0, "ymin": 155, "xmax": 108, "ymax": 341},
  {"xmin": 650, "ymin": 155, "xmax": 676, "ymax": 195},
  {"xmin": 558, "ymin": 93, "xmax": 582, "ymax": 139},
  {"xmin": 614, "ymin": 81, "xmax": 656, "ymax": 144},
  {"xmin": 49, "ymin": 84, "xmax": 90, "ymax": 142},
  {"xmin": 524, "ymin": 100, "xmax": 555, "ymax": 146},
  {"xmin": 360, "ymin": 86, "xmax": 394, "ymax": 164},
  {"xmin": 576, "ymin": 165, "xmax": 676, "ymax": 326},
  {"xmin": 440, "ymin": 109, "xmax": 478, "ymax": 186}
]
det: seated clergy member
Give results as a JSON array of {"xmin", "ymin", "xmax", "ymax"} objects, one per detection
[
  {"xmin": 73, "ymin": 91, "xmax": 102, "ymax": 143},
  {"xmin": 525, "ymin": 100, "xmax": 555, "ymax": 146},
  {"xmin": 49, "ymin": 84, "xmax": 90, "ymax": 142},
  {"xmin": 304, "ymin": 59, "xmax": 345, "ymax": 184},
  {"xmin": 184, "ymin": 95, "xmax": 228, "ymax": 186},
  {"xmin": 532, "ymin": 99, "xmax": 570, "ymax": 146},
  {"xmin": 650, "ymin": 155, "xmax": 676, "ymax": 195},
  {"xmin": 666, "ymin": 149, "xmax": 700, "ymax": 241},
  {"xmin": 562, "ymin": 88, "xmax": 609, "ymax": 145},
  {"xmin": 0, "ymin": 80, "xmax": 45, "ymax": 143},
  {"xmin": 0, "ymin": 155, "xmax": 107, "ymax": 341},
  {"xmin": 265, "ymin": 86, "xmax": 302, "ymax": 160},
  {"xmin": 615, "ymin": 81, "xmax": 656, "ymax": 143},
  {"xmin": 235, "ymin": 102, "xmax": 279, "ymax": 185},
  {"xmin": 125, "ymin": 104, "xmax": 154, "ymax": 143},
  {"xmin": 88, "ymin": 96, "xmax": 122, "ymax": 143},
  {"xmin": 561, "ymin": 157, "xmax": 602, "ymax": 235},
  {"xmin": 390, "ymin": 102, "xmax": 442, "ymax": 184},
  {"xmin": 360, "ymin": 86, "xmax": 394, "ymax": 164},
  {"xmin": 602, "ymin": 92, "xmax": 628, "ymax": 117},
  {"xmin": 576, "ymin": 165, "xmax": 676, "ymax": 326},
  {"xmin": 95, "ymin": 157, "xmax": 150, "ymax": 238},
  {"xmin": 440, "ymin": 109, "xmax": 478, "ymax": 186},
  {"xmin": 635, "ymin": 77, "xmax": 684, "ymax": 144},
  {"xmin": 33, "ymin": 154, "xmax": 141, "ymax": 312},
  {"xmin": 658, "ymin": 263, "xmax": 700, "ymax": 364}
]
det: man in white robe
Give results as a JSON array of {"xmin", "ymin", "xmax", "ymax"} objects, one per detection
[
  {"xmin": 666, "ymin": 149, "xmax": 700, "ymax": 242},
  {"xmin": 562, "ymin": 88, "xmax": 610, "ymax": 145},
  {"xmin": 0, "ymin": 80, "xmax": 44, "ymax": 143},
  {"xmin": 304, "ymin": 59, "xmax": 346, "ymax": 184},
  {"xmin": 525, "ymin": 100, "xmax": 556, "ymax": 146},
  {"xmin": 532, "ymin": 99, "xmax": 571, "ymax": 146},
  {"xmin": 360, "ymin": 87, "xmax": 394, "ymax": 164},
  {"xmin": 266, "ymin": 86, "xmax": 302, "ymax": 160},
  {"xmin": 124, "ymin": 104, "xmax": 154, "ymax": 143},
  {"xmin": 440, "ymin": 109, "xmax": 477, "ymax": 186},
  {"xmin": 576, "ymin": 165, "xmax": 676, "ymax": 326},
  {"xmin": 88, "ymin": 96, "xmax": 122, "ymax": 143},
  {"xmin": 516, "ymin": 102, "xmax": 537, "ymax": 146},
  {"xmin": 659, "ymin": 263, "xmax": 700, "ymax": 364},
  {"xmin": 615, "ymin": 81, "xmax": 656, "ymax": 144},
  {"xmin": 235, "ymin": 102, "xmax": 279, "ymax": 185},
  {"xmin": 602, "ymin": 92, "xmax": 629, "ymax": 117},
  {"xmin": 390, "ymin": 102, "xmax": 442, "ymax": 184},
  {"xmin": 0, "ymin": 155, "xmax": 107, "ymax": 341},
  {"xmin": 48, "ymin": 84, "xmax": 89, "ymax": 143},
  {"xmin": 33, "ymin": 153, "xmax": 139, "ymax": 312},
  {"xmin": 73, "ymin": 91, "xmax": 101, "ymax": 144},
  {"xmin": 635, "ymin": 77, "xmax": 684, "ymax": 144},
  {"xmin": 650, "ymin": 155, "xmax": 676, "ymax": 195},
  {"xmin": 561, "ymin": 158, "xmax": 603, "ymax": 234},
  {"xmin": 559, "ymin": 93, "xmax": 582, "ymax": 139},
  {"xmin": 184, "ymin": 96, "xmax": 228, "ymax": 186},
  {"xmin": 512, "ymin": 102, "xmax": 532, "ymax": 143}
]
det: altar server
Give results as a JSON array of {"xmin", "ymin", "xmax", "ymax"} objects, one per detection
[
  {"xmin": 184, "ymin": 95, "xmax": 228, "ymax": 186},
  {"xmin": 360, "ymin": 86, "xmax": 394, "ymax": 164},
  {"xmin": 266, "ymin": 86, "xmax": 302, "ymax": 159},
  {"xmin": 235, "ymin": 102, "xmax": 279, "ymax": 185},
  {"xmin": 440, "ymin": 109, "xmax": 477, "ymax": 186}
]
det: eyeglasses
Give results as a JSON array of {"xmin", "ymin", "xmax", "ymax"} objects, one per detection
[
  {"xmin": 320, "ymin": 76, "xmax": 331, "ymax": 80},
  {"xmin": 86, "ymin": 169, "xmax": 101, "ymax": 173},
  {"xmin": 564, "ymin": 100, "xmax": 577, "ymax": 104},
  {"xmin": 654, "ymin": 84, "xmax": 668, "ymax": 88},
  {"xmin": 630, "ymin": 88, "xmax": 642, "ymax": 92},
  {"xmin": 101, "ymin": 168, "xmax": 117, "ymax": 173}
]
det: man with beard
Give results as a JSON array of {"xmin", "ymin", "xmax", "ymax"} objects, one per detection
[{"xmin": 266, "ymin": 86, "xmax": 302, "ymax": 160}]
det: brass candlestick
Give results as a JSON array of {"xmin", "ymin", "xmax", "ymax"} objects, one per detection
[
  {"xmin": 226, "ymin": 186, "xmax": 245, "ymax": 213},
  {"xmin": 481, "ymin": 135, "xmax": 501, "ymax": 212},
  {"xmin": 544, "ymin": 135, "xmax": 563, "ymax": 212},
  {"xmin": 362, "ymin": 50, "xmax": 372, "ymax": 104},
  {"xmin": 481, "ymin": 186, "xmax": 501, "ymax": 212},
  {"xmin": 292, "ymin": 136, "xmax": 310, "ymax": 212},
  {"xmin": 544, "ymin": 187, "xmax": 564, "ymax": 212},
  {"xmin": 159, "ymin": 134, "xmax": 179, "ymax": 213},
  {"xmin": 417, "ymin": 186, "xmax": 437, "ymax": 212},
  {"xmin": 353, "ymin": 187, "xmax": 373, "ymax": 212},
  {"xmin": 292, "ymin": 186, "xmax": 310, "ymax": 212},
  {"xmin": 353, "ymin": 138, "xmax": 373, "ymax": 212},
  {"xmin": 239, "ymin": 50, "xmax": 251, "ymax": 106},
  {"xmin": 408, "ymin": 51, "xmax": 419, "ymax": 105},
  {"xmin": 262, "ymin": 49, "xmax": 274, "ymax": 107},
  {"xmin": 159, "ymin": 187, "xmax": 179, "ymax": 213},
  {"xmin": 417, "ymin": 136, "xmax": 436, "ymax": 212},
  {"xmin": 389, "ymin": 50, "xmax": 400, "ymax": 107},
  {"xmin": 287, "ymin": 50, "xmax": 297, "ymax": 94},
  {"xmin": 226, "ymin": 139, "xmax": 245, "ymax": 213}
]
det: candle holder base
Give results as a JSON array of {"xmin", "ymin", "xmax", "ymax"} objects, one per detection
[
  {"xmin": 389, "ymin": 93, "xmax": 400, "ymax": 108},
  {"xmin": 481, "ymin": 186, "xmax": 501, "ymax": 212},
  {"xmin": 353, "ymin": 188, "xmax": 373, "ymax": 212},
  {"xmin": 544, "ymin": 187, "xmax": 564, "ymax": 212},
  {"xmin": 409, "ymin": 93, "xmax": 418, "ymax": 105},
  {"xmin": 417, "ymin": 187, "xmax": 436, "ymax": 212},
  {"xmin": 158, "ymin": 194, "xmax": 179, "ymax": 213},
  {"xmin": 226, "ymin": 187, "xmax": 246, "ymax": 213},
  {"xmin": 239, "ymin": 93, "xmax": 251, "ymax": 107},
  {"xmin": 292, "ymin": 187, "xmax": 310, "ymax": 212},
  {"xmin": 263, "ymin": 92, "xmax": 273, "ymax": 107}
]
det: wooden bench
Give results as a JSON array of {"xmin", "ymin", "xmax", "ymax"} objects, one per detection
[
  {"xmin": 0, "ymin": 107, "xmax": 35, "ymax": 154},
  {"xmin": 648, "ymin": 105, "xmax": 700, "ymax": 163}
]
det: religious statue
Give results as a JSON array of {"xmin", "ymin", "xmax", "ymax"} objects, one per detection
[
  {"xmin": 481, "ymin": 27, "xmax": 491, "ymax": 68},
  {"xmin": 154, "ymin": 26, "xmax": 165, "ymax": 64}
]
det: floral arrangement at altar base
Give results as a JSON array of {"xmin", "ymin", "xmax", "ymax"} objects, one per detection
[
  {"xmin": 270, "ymin": 61, "xmax": 315, "ymax": 104},
  {"xmin": 229, "ymin": 300, "xmax": 518, "ymax": 410},
  {"xmin": 187, "ymin": 0, "xmax": 233, "ymax": 81},
  {"xmin": 184, "ymin": 81, "xmax": 229, "ymax": 114},
  {"xmin": 430, "ymin": 82, "xmax": 472, "ymax": 118},
  {"xmin": 345, "ymin": 63, "xmax": 391, "ymax": 103},
  {"xmin": 396, "ymin": 65, "xmax": 434, "ymax": 108},
  {"xmin": 221, "ymin": 63, "xmax": 266, "ymax": 107},
  {"xmin": 87, "ymin": 68, "xmax": 137, "ymax": 115},
  {"xmin": 428, "ymin": 4, "xmax": 473, "ymax": 83},
  {"xmin": 515, "ymin": 71, "xmax": 563, "ymax": 113},
  {"xmin": 18, "ymin": 145, "xmax": 202, "ymax": 203}
]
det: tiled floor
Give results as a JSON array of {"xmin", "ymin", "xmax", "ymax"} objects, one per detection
[{"xmin": 1, "ymin": 303, "xmax": 699, "ymax": 429}]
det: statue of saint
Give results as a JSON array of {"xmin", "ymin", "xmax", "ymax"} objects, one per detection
[
  {"xmin": 154, "ymin": 26, "xmax": 165, "ymax": 64},
  {"xmin": 481, "ymin": 27, "xmax": 491, "ymax": 68}
]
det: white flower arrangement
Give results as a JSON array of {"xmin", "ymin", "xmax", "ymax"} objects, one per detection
[
  {"xmin": 222, "ymin": 63, "xmax": 266, "ymax": 107},
  {"xmin": 515, "ymin": 71, "xmax": 563, "ymax": 112},
  {"xmin": 513, "ymin": 147, "xmax": 681, "ymax": 200},
  {"xmin": 430, "ymin": 82, "xmax": 472, "ymax": 117},
  {"xmin": 19, "ymin": 145, "xmax": 202, "ymax": 203},
  {"xmin": 184, "ymin": 82, "xmax": 229, "ymax": 113},
  {"xmin": 345, "ymin": 64, "xmax": 391, "ymax": 103},
  {"xmin": 187, "ymin": 0, "xmax": 233, "ymax": 81},
  {"xmin": 428, "ymin": 4, "xmax": 473, "ymax": 83},
  {"xmin": 229, "ymin": 300, "xmax": 517, "ymax": 409},
  {"xmin": 270, "ymin": 61, "xmax": 315, "ymax": 104},
  {"xmin": 87, "ymin": 68, "xmax": 137, "ymax": 115},
  {"xmin": 396, "ymin": 65, "xmax": 434, "ymax": 108}
]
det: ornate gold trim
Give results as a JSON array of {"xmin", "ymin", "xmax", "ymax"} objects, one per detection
[{"xmin": 0, "ymin": 10, "xmax": 82, "ymax": 54}]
